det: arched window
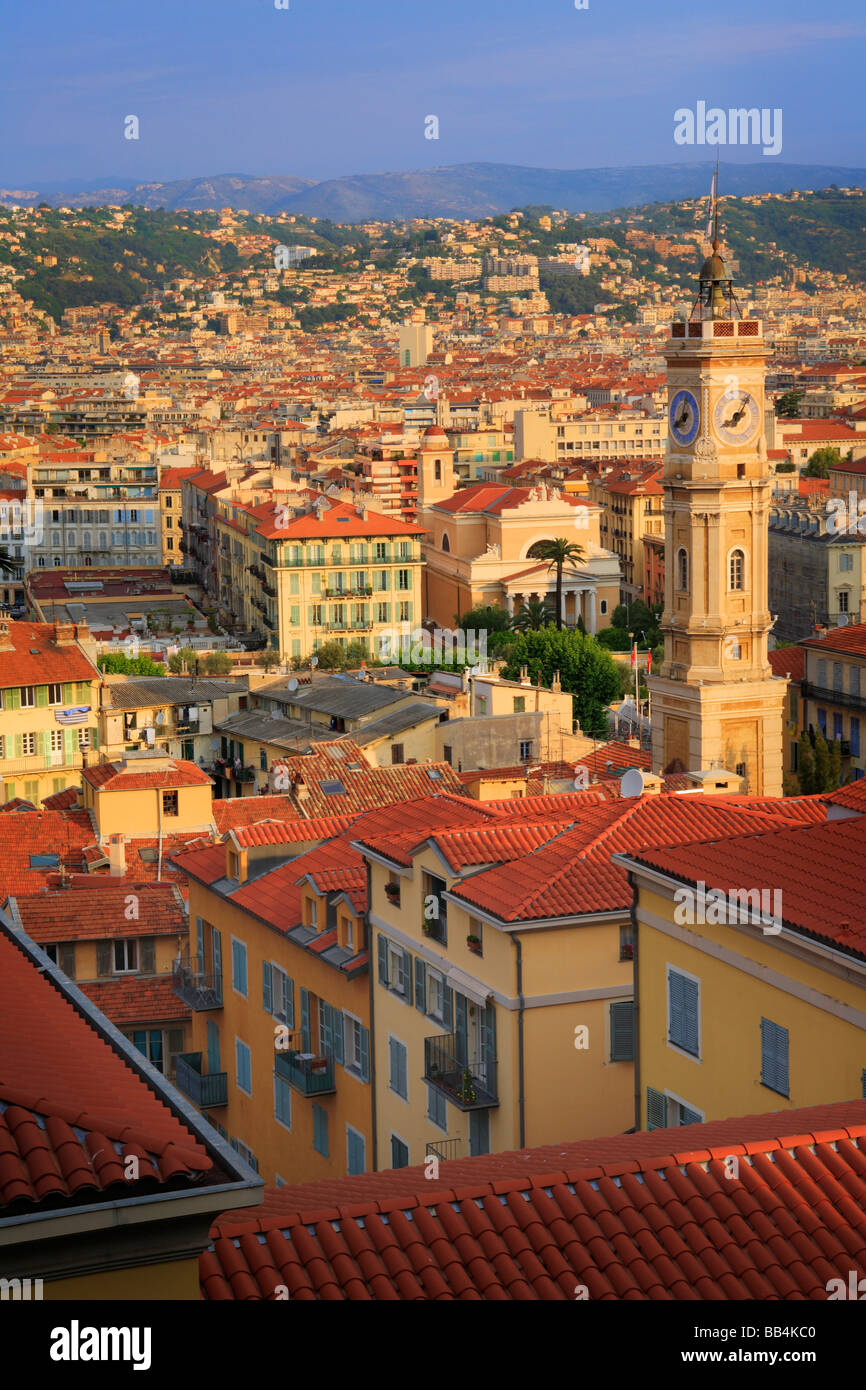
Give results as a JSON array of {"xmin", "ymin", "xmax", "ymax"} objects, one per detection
[
  {"xmin": 434, "ymin": 459, "xmax": 442, "ymax": 481},
  {"xmin": 676, "ymin": 547, "xmax": 689, "ymax": 592},
  {"xmin": 729, "ymin": 549, "xmax": 745, "ymax": 591},
  {"xmin": 441, "ymin": 533, "xmax": 450, "ymax": 553}
]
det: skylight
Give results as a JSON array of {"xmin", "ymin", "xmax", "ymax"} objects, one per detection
[
  {"xmin": 319, "ymin": 779, "xmax": 347, "ymax": 796},
  {"xmin": 29, "ymin": 853, "xmax": 60, "ymax": 869}
]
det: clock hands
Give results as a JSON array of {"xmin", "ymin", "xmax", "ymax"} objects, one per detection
[{"xmin": 674, "ymin": 401, "xmax": 692, "ymax": 429}]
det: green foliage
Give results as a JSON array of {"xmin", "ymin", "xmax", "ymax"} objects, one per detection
[
  {"xmin": 202, "ymin": 651, "xmax": 232, "ymax": 675},
  {"xmin": 830, "ymin": 737, "xmax": 842, "ymax": 790},
  {"xmin": 597, "ymin": 626, "xmax": 632, "ymax": 651},
  {"xmin": 345, "ymin": 639, "xmax": 370, "ymax": 666},
  {"xmin": 796, "ymin": 732, "xmax": 814, "ymax": 794},
  {"xmin": 500, "ymin": 628, "xmax": 619, "ymax": 738},
  {"xmin": 775, "ymin": 390, "xmax": 804, "ymax": 418},
  {"xmin": 297, "ymin": 303, "xmax": 357, "ymax": 331},
  {"xmin": 314, "ymin": 640, "xmax": 351, "ymax": 670},
  {"xmin": 510, "ymin": 599, "xmax": 556, "ymax": 632},
  {"xmin": 813, "ymin": 729, "xmax": 832, "ymax": 791},
  {"xmin": 257, "ymin": 649, "xmax": 282, "ymax": 671},
  {"xmin": 98, "ymin": 653, "xmax": 166, "ymax": 676},
  {"xmin": 456, "ymin": 604, "xmax": 511, "ymax": 633},
  {"xmin": 168, "ymin": 648, "xmax": 198, "ymax": 674},
  {"xmin": 527, "ymin": 539, "xmax": 585, "ymax": 628},
  {"xmin": 803, "ymin": 447, "xmax": 841, "ymax": 479},
  {"xmin": 774, "ymin": 461, "xmax": 796, "ymax": 473}
]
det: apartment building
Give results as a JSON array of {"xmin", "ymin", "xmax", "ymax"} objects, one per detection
[
  {"xmin": 587, "ymin": 464, "xmax": 665, "ymax": 605},
  {"xmin": 159, "ymin": 464, "xmax": 200, "ymax": 567},
  {"xmin": 615, "ymin": 795, "xmax": 866, "ymax": 1130},
  {"xmin": 0, "ymin": 616, "xmax": 100, "ymax": 806},
  {"xmin": 799, "ymin": 622, "xmax": 866, "ymax": 780},
  {"xmin": 514, "ymin": 408, "xmax": 666, "ymax": 464},
  {"xmin": 768, "ymin": 498, "xmax": 866, "ymax": 639},
  {"xmin": 99, "ymin": 676, "xmax": 248, "ymax": 766},
  {"xmin": 28, "ymin": 450, "xmax": 162, "ymax": 569},
  {"xmin": 203, "ymin": 492, "xmax": 424, "ymax": 662},
  {"xmin": 482, "ymin": 254, "xmax": 540, "ymax": 293}
]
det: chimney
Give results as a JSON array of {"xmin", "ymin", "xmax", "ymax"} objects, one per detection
[
  {"xmin": 551, "ymin": 670, "xmax": 561, "ymax": 694},
  {"xmin": 461, "ymin": 668, "xmax": 469, "ymax": 693},
  {"xmin": 55, "ymin": 621, "xmax": 75, "ymax": 645},
  {"xmin": 0, "ymin": 613, "xmax": 12, "ymax": 652},
  {"xmin": 74, "ymin": 621, "xmax": 90, "ymax": 642},
  {"xmin": 108, "ymin": 834, "xmax": 127, "ymax": 877},
  {"xmin": 519, "ymin": 665, "xmax": 531, "ymax": 687}
]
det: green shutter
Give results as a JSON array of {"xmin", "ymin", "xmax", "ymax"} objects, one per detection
[
  {"xmin": 300, "ymin": 987, "xmax": 310, "ymax": 1051},
  {"xmin": 6, "ymin": 687, "xmax": 19, "ymax": 711},
  {"xmin": 359, "ymin": 1025, "xmax": 370, "ymax": 1083},
  {"xmin": 37, "ymin": 732, "xmax": 49, "ymax": 758},
  {"xmin": 63, "ymin": 728, "xmax": 77, "ymax": 759},
  {"xmin": 333, "ymin": 1010, "xmax": 344, "ymax": 1066},
  {"xmin": 62, "ymin": 683, "xmax": 75, "ymax": 704},
  {"xmin": 141, "ymin": 938, "xmax": 155, "ymax": 973},
  {"xmin": 455, "ymin": 994, "xmax": 467, "ymax": 1065},
  {"xmin": 262, "ymin": 960, "xmax": 273, "ymax": 1013},
  {"xmin": 442, "ymin": 986, "xmax": 453, "ymax": 1031},
  {"xmin": 96, "ymin": 942, "xmax": 111, "ymax": 977},
  {"xmin": 320, "ymin": 1002, "xmax": 333, "ymax": 1056},
  {"xmin": 36, "ymin": 685, "xmax": 48, "ymax": 708},
  {"xmin": 646, "ymin": 1086, "xmax": 667, "ymax": 1130},
  {"xmin": 90, "ymin": 726, "xmax": 99, "ymax": 750},
  {"xmin": 377, "ymin": 933, "xmax": 388, "ymax": 985},
  {"xmin": 399, "ymin": 949, "xmax": 412, "ymax": 1000},
  {"xmin": 610, "ymin": 1001, "xmax": 635, "ymax": 1062},
  {"xmin": 415, "ymin": 958, "xmax": 426, "ymax": 1012},
  {"xmin": 13, "ymin": 734, "xmax": 22, "ymax": 758}
]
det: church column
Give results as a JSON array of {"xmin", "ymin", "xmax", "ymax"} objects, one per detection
[
  {"xmin": 505, "ymin": 593, "xmax": 515, "ymax": 618},
  {"xmin": 586, "ymin": 587, "xmax": 597, "ymax": 635}
]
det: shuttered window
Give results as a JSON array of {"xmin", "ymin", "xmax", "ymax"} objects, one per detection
[
  {"xmin": 262, "ymin": 960, "xmax": 273, "ymax": 1013},
  {"xmin": 313, "ymin": 1103, "xmax": 329, "ymax": 1157},
  {"xmin": 610, "ymin": 1001, "xmax": 635, "ymax": 1062},
  {"xmin": 231, "ymin": 938, "xmax": 247, "ymax": 997},
  {"xmin": 646, "ymin": 1086, "xmax": 667, "ymax": 1130},
  {"xmin": 388, "ymin": 1036, "xmax": 408, "ymax": 1099},
  {"xmin": 667, "ymin": 968, "xmax": 699, "ymax": 1056},
  {"xmin": 235, "ymin": 1038, "xmax": 252, "ymax": 1096},
  {"xmin": 761, "ymin": 1018, "xmax": 789, "ymax": 1097},
  {"xmin": 274, "ymin": 1074, "xmax": 292, "ymax": 1130},
  {"xmin": 347, "ymin": 1126, "xmax": 366, "ymax": 1175}
]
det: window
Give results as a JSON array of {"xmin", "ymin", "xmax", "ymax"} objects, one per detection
[
  {"xmin": 667, "ymin": 966, "xmax": 699, "ymax": 1057},
  {"xmin": 22, "ymin": 732, "xmax": 36, "ymax": 756},
  {"xmin": 391, "ymin": 1135, "xmax": 410, "ymax": 1169},
  {"xmin": 729, "ymin": 549, "xmax": 745, "ymax": 590},
  {"xmin": 646, "ymin": 1087, "xmax": 702, "ymax": 1129},
  {"xmin": 851, "ymin": 718, "xmax": 860, "ymax": 759},
  {"xmin": 426, "ymin": 1081, "xmax": 447, "ymax": 1131},
  {"xmin": 374, "ymin": 542, "xmax": 387, "ymax": 560},
  {"xmin": 113, "ymin": 940, "xmax": 138, "ymax": 973},
  {"xmin": 760, "ymin": 1018, "xmax": 789, "ymax": 1096},
  {"xmin": 20, "ymin": 686, "xmax": 35, "ymax": 707},
  {"xmin": 513, "ymin": 696, "xmax": 525, "ymax": 713},
  {"xmin": 376, "ymin": 601, "xmax": 388, "ymax": 623},
  {"xmin": 231, "ymin": 938, "xmax": 248, "ymax": 996},
  {"xmin": 422, "ymin": 874, "xmax": 447, "ymax": 944},
  {"xmin": 378, "ymin": 935, "xmax": 411, "ymax": 998},
  {"xmin": 344, "ymin": 1014, "xmax": 370, "ymax": 1081},
  {"xmin": 609, "ymin": 1001, "xmax": 635, "ymax": 1061},
  {"xmin": 388, "ymin": 1036, "xmax": 408, "ymax": 1100},
  {"xmin": 676, "ymin": 548, "xmax": 689, "ymax": 592},
  {"xmin": 834, "ymin": 712, "xmax": 843, "ymax": 742},
  {"xmin": 274, "ymin": 1074, "xmax": 292, "ymax": 1130},
  {"xmin": 235, "ymin": 1038, "xmax": 252, "ymax": 1095},
  {"xmin": 735, "ymin": 761, "xmax": 746, "ymax": 778},
  {"xmin": 346, "ymin": 1125, "xmax": 366, "ymax": 1175},
  {"xmin": 398, "ymin": 601, "xmax": 409, "ymax": 622},
  {"xmin": 78, "ymin": 728, "xmax": 90, "ymax": 751},
  {"xmin": 397, "ymin": 569, "xmax": 410, "ymax": 590},
  {"xmin": 519, "ymin": 740, "xmax": 533, "ymax": 762},
  {"xmin": 49, "ymin": 730, "xmax": 63, "ymax": 753},
  {"xmin": 619, "ymin": 923, "xmax": 634, "ymax": 961},
  {"xmin": 162, "ymin": 790, "xmax": 178, "ymax": 816},
  {"xmin": 840, "ymin": 552, "xmax": 853, "ymax": 571},
  {"xmin": 391, "ymin": 743, "xmax": 404, "ymax": 764},
  {"xmin": 313, "ymin": 1103, "xmax": 329, "ymax": 1157},
  {"xmin": 48, "ymin": 683, "xmax": 62, "ymax": 704}
]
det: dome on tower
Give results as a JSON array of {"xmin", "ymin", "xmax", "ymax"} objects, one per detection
[
  {"xmin": 422, "ymin": 424, "xmax": 448, "ymax": 440},
  {"xmin": 699, "ymin": 250, "xmax": 731, "ymax": 282}
]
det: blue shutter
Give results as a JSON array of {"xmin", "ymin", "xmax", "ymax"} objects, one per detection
[
  {"xmin": 359, "ymin": 1025, "xmax": 370, "ymax": 1083},
  {"xmin": 646, "ymin": 1086, "xmax": 667, "ymax": 1130},
  {"xmin": 442, "ymin": 986, "xmax": 453, "ymax": 1031},
  {"xmin": 195, "ymin": 917, "xmax": 205, "ymax": 973},
  {"xmin": 212, "ymin": 928, "xmax": 222, "ymax": 1001},
  {"xmin": 300, "ymin": 988, "xmax": 311, "ymax": 1052},
  {"xmin": 455, "ymin": 994, "xmax": 467, "ymax": 1065},
  {"xmin": 415, "ymin": 958, "xmax": 426, "ymax": 1012},
  {"xmin": 483, "ymin": 1004, "xmax": 497, "ymax": 1094},
  {"xmin": 286, "ymin": 975, "xmax": 295, "ymax": 1028},
  {"xmin": 610, "ymin": 1001, "xmax": 635, "ymax": 1062},
  {"xmin": 399, "ymin": 949, "xmax": 412, "ymax": 1000},
  {"xmin": 669, "ymin": 970, "xmax": 698, "ymax": 1055},
  {"xmin": 377, "ymin": 933, "xmax": 388, "ymax": 985},
  {"xmin": 262, "ymin": 960, "xmax": 273, "ymax": 1013},
  {"xmin": 207, "ymin": 1019, "xmax": 220, "ymax": 1074},
  {"xmin": 347, "ymin": 1127, "xmax": 365, "ymax": 1175},
  {"xmin": 761, "ymin": 1018, "xmax": 789, "ymax": 1096},
  {"xmin": 333, "ymin": 1010, "xmax": 344, "ymax": 1065},
  {"xmin": 862, "ymin": 1069, "xmax": 866, "ymax": 1101}
]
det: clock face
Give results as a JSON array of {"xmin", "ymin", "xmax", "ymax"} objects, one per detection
[
  {"xmin": 669, "ymin": 389, "xmax": 700, "ymax": 446},
  {"xmin": 713, "ymin": 389, "xmax": 760, "ymax": 446}
]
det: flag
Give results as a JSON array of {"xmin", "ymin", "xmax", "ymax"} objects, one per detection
[
  {"xmin": 646, "ymin": 650, "xmax": 652, "ymax": 673},
  {"xmin": 704, "ymin": 164, "xmax": 718, "ymax": 243},
  {"xmin": 630, "ymin": 643, "xmax": 637, "ymax": 668}
]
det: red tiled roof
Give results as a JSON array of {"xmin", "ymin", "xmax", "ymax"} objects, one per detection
[
  {"xmin": 12, "ymin": 882, "xmax": 186, "ymax": 941},
  {"xmin": 0, "ymin": 621, "xmax": 96, "ymax": 690},
  {"xmin": 768, "ymin": 646, "xmax": 805, "ymax": 681},
  {"xmin": 83, "ymin": 759, "xmax": 212, "ymax": 791},
  {"xmin": 212, "ymin": 796, "xmax": 304, "ymax": 833},
  {"xmin": 800, "ymin": 622, "xmax": 866, "ymax": 656},
  {"xmin": 39, "ymin": 786, "xmax": 80, "ymax": 811},
  {"xmin": 623, "ymin": 811, "xmax": 866, "ymax": 954},
  {"xmin": 77, "ymin": 974, "xmax": 189, "ymax": 1027},
  {"xmin": 0, "ymin": 926, "xmax": 213, "ymax": 1213},
  {"xmin": 202, "ymin": 1098, "xmax": 866, "ymax": 1299}
]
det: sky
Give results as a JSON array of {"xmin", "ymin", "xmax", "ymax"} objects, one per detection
[{"xmin": 2, "ymin": 0, "xmax": 864, "ymax": 188}]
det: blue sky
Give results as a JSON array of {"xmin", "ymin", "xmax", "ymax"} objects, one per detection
[{"xmin": 2, "ymin": 0, "xmax": 864, "ymax": 186}]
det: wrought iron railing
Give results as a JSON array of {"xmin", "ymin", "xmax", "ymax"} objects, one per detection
[
  {"xmin": 175, "ymin": 1052, "xmax": 227, "ymax": 1108},
  {"xmin": 424, "ymin": 1033, "xmax": 497, "ymax": 1110}
]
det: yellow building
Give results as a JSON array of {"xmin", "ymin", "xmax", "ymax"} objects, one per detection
[
  {"xmin": 80, "ymin": 756, "xmax": 214, "ymax": 838},
  {"xmin": 207, "ymin": 492, "xmax": 424, "ymax": 662},
  {"xmin": 419, "ymin": 427, "xmax": 620, "ymax": 631},
  {"xmin": 172, "ymin": 822, "xmax": 374, "ymax": 1184},
  {"xmin": 0, "ymin": 615, "xmax": 100, "ymax": 807},
  {"xmin": 158, "ymin": 465, "xmax": 199, "ymax": 568},
  {"xmin": 798, "ymin": 621, "xmax": 866, "ymax": 781},
  {"xmin": 587, "ymin": 464, "xmax": 665, "ymax": 606},
  {"xmin": 615, "ymin": 800, "xmax": 866, "ymax": 1129},
  {"xmin": 647, "ymin": 238, "xmax": 785, "ymax": 795}
]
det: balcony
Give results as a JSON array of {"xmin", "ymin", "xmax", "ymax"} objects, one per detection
[
  {"xmin": 274, "ymin": 1035, "xmax": 336, "ymax": 1095},
  {"xmin": 802, "ymin": 681, "xmax": 866, "ymax": 711},
  {"xmin": 426, "ymin": 1138, "xmax": 461, "ymax": 1162},
  {"xmin": 175, "ymin": 1052, "xmax": 227, "ymax": 1108},
  {"xmin": 172, "ymin": 954, "xmax": 223, "ymax": 1010},
  {"xmin": 424, "ymin": 1034, "xmax": 498, "ymax": 1110}
]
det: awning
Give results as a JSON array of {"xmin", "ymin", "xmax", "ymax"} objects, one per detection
[{"xmin": 445, "ymin": 966, "xmax": 491, "ymax": 1009}]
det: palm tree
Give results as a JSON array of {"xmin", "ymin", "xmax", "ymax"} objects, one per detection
[
  {"xmin": 529, "ymin": 538, "xmax": 585, "ymax": 629},
  {"xmin": 510, "ymin": 598, "xmax": 556, "ymax": 632}
]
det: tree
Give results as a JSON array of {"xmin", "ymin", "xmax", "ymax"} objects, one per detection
[
  {"xmin": 456, "ymin": 604, "xmax": 510, "ymax": 633},
  {"xmin": 813, "ymin": 729, "xmax": 832, "ymax": 791},
  {"xmin": 510, "ymin": 598, "xmax": 555, "ymax": 632},
  {"xmin": 168, "ymin": 647, "xmax": 198, "ymax": 674},
  {"xmin": 345, "ymin": 639, "xmax": 370, "ymax": 667},
  {"xmin": 314, "ymin": 640, "xmax": 349, "ymax": 670},
  {"xmin": 796, "ymin": 731, "xmax": 814, "ymax": 794},
  {"xmin": 803, "ymin": 447, "xmax": 841, "ymax": 479},
  {"xmin": 775, "ymin": 390, "xmax": 804, "ymax": 418},
  {"xmin": 830, "ymin": 737, "xmax": 842, "ymax": 789},
  {"xmin": 500, "ymin": 628, "xmax": 619, "ymax": 738},
  {"xmin": 257, "ymin": 649, "xmax": 282, "ymax": 672},
  {"xmin": 202, "ymin": 651, "xmax": 232, "ymax": 675},
  {"xmin": 97, "ymin": 653, "xmax": 166, "ymax": 676},
  {"xmin": 527, "ymin": 539, "xmax": 585, "ymax": 629}
]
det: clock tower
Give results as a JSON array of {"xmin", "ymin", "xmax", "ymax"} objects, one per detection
[{"xmin": 647, "ymin": 219, "xmax": 784, "ymax": 796}]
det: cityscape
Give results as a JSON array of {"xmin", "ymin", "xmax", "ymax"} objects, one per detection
[{"xmin": 1, "ymin": 0, "xmax": 866, "ymax": 1353}]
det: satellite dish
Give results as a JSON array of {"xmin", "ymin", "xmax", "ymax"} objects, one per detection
[
  {"xmin": 620, "ymin": 768, "xmax": 646, "ymax": 799},
  {"xmin": 311, "ymin": 656, "xmax": 318, "ymax": 667},
  {"xmin": 287, "ymin": 677, "xmax": 299, "ymax": 692},
  {"xmin": 155, "ymin": 711, "xmax": 166, "ymax": 725}
]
